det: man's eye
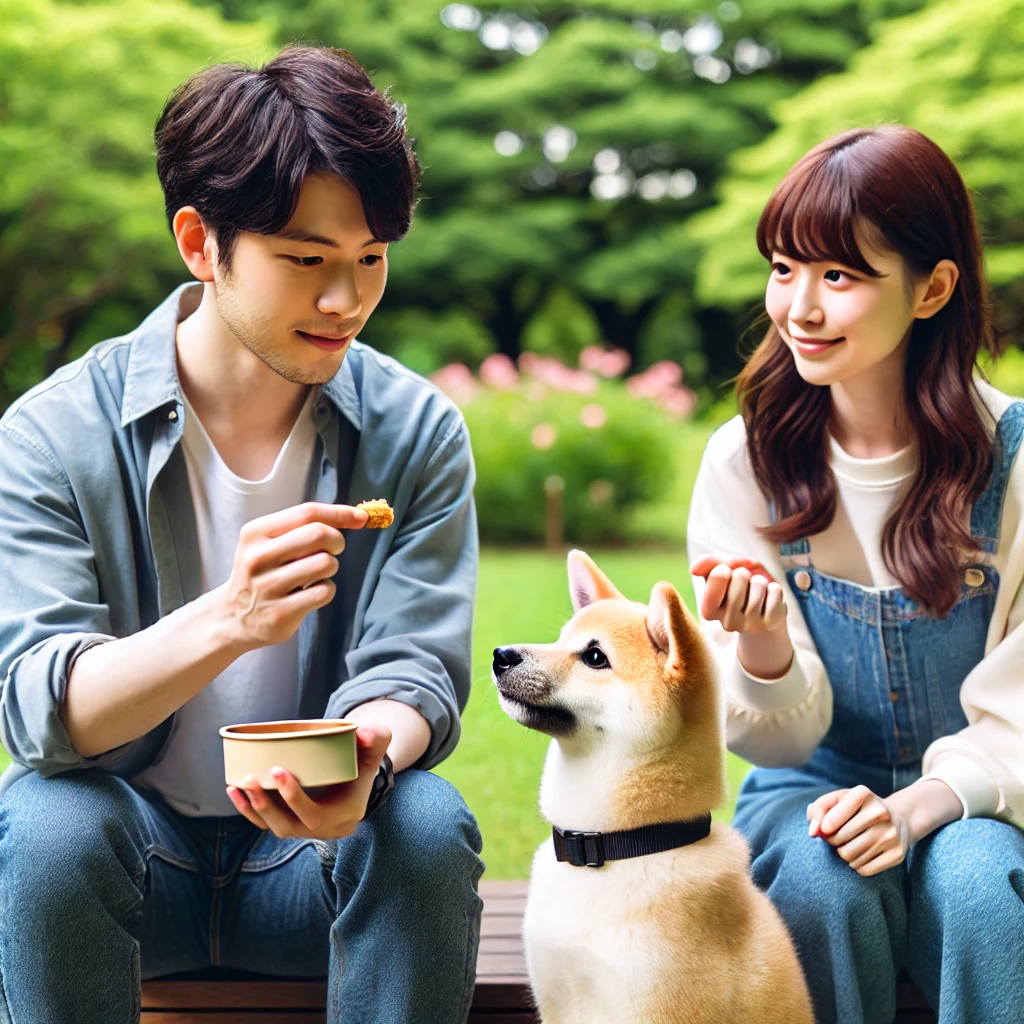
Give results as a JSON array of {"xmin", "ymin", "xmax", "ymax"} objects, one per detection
[
  {"xmin": 581, "ymin": 646, "xmax": 610, "ymax": 669},
  {"xmin": 824, "ymin": 269, "xmax": 845, "ymax": 282},
  {"xmin": 771, "ymin": 262, "xmax": 791, "ymax": 276},
  {"xmin": 290, "ymin": 256, "xmax": 322, "ymax": 267},
  {"xmin": 361, "ymin": 254, "xmax": 384, "ymax": 267}
]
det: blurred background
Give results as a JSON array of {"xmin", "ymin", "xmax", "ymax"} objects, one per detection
[{"xmin": 2, "ymin": 0, "xmax": 1023, "ymax": 876}]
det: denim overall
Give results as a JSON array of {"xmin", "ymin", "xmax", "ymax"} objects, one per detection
[{"xmin": 732, "ymin": 401, "xmax": 1024, "ymax": 1024}]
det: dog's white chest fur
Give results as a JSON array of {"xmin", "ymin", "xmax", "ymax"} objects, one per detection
[{"xmin": 524, "ymin": 841, "xmax": 716, "ymax": 1023}]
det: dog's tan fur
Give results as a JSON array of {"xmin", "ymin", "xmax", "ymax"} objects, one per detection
[{"xmin": 494, "ymin": 551, "xmax": 813, "ymax": 1024}]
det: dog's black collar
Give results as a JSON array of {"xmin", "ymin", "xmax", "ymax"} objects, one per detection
[{"xmin": 552, "ymin": 813, "xmax": 712, "ymax": 869}]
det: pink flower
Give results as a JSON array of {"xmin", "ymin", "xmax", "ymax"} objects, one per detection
[
  {"xmin": 531, "ymin": 423, "xmax": 558, "ymax": 449},
  {"xmin": 480, "ymin": 353, "xmax": 519, "ymax": 390},
  {"xmin": 519, "ymin": 352, "xmax": 597, "ymax": 394},
  {"xmin": 580, "ymin": 403, "xmax": 607, "ymax": 428},
  {"xmin": 659, "ymin": 386, "xmax": 699, "ymax": 420},
  {"xmin": 579, "ymin": 345, "xmax": 631, "ymax": 378},
  {"xmin": 430, "ymin": 363, "xmax": 480, "ymax": 404}
]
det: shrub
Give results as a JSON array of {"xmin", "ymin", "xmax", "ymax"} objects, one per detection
[{"xmin": 433, "ymin": 350, "xmax": 695, "ymax": 544}]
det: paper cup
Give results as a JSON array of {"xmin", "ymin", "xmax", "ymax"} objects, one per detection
[{"xmin": 220, "ymin": 719, "xmax": 359, "ymax": 790}]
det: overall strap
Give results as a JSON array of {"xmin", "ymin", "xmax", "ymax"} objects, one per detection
[
  {"xmin": 970, "ymin": 401, "xmax": 1024, "ymax": 554},
  {"xmin": 767, "ymin": 499, "xmax": 811, "ymax": 558}
]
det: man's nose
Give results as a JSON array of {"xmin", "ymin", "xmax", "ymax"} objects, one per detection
[{"xmin": 492, "ymin": 647, "xmax": 524, "ymax": 677}]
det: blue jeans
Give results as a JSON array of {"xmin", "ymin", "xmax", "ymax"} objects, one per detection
[
  {"xmin": 734, "ymin": 760, "xmax": 1024, "ymax": 1024},
  {"xmin": 0, "ymin": 767, "xmax": 484, "ymax": 1023}
]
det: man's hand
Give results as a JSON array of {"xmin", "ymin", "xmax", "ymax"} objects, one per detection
[
  {"xmin": 807, "ymin": 785, "xmax": 911, "ymax": 877},
  {"xmin": 215, "ymin": 502, "xmax": 369, "ymax": 653},
  {"xmin": 226, "ymin": 724, "xmax": 392, "ymax": 839}
]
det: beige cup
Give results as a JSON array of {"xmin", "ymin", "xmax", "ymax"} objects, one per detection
[{"xmin": 220, "ymin": 719, "xmax": 359, "ymax": 790}]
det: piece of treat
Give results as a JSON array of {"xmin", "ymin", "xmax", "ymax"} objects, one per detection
[{"xmin": 356, "ymin": 498, "xmax": 394, "ymax": 529}]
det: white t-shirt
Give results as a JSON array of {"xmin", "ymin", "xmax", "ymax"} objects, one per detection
[
  {"xmin": 135, "ymin": 388, "xmax": 319, "ymax": 816},
  {"xmin": 686, "ymin": 377, "xmax": 1024, "ymax": 827}
]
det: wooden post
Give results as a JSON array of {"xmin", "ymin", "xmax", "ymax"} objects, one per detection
[{"xmin": 544, "ymin": 475, "xmax": 565, "ymax": 551}]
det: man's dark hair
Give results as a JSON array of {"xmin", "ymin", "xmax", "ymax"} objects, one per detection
[{"xmin": 155, "ymin": 45, "xmax": 421, "ymax": 268}]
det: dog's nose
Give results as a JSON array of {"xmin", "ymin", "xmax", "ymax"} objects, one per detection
[{"xmin": 492, "ymin": 647, "xmax": 524, "ymax": 677}]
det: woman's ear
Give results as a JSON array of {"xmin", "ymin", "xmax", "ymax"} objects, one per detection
[
  {"xmin": 913, "ymin": 259, "xmax": 959, "ymax": 320},
  {"xmin": 172, "ymin": 206, "xmax": 217, "ymax": 283}
]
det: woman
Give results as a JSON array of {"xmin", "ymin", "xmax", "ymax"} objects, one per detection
[{"xmin": 687, "ymin": 125, "xmax": 1024, "ymax": 1024}]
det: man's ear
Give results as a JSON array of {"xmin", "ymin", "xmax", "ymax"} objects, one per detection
[
  {"xmin": 567, "ymin": 550, "xmax": 624, "ymax": 612},
  {"xmin": 646, "ymin": 581, "xmax": 688, "ymax": 676},
  {"xmin": 172, "ymin": 206, "xmax": 217, "ymax": 283}
]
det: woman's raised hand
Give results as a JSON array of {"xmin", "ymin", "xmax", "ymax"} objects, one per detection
[{"xmin": 689, "ymin": 555, "xmax": 788, "ymax": 634}]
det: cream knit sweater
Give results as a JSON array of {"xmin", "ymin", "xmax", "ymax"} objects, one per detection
[{"xmin": 686, "ymin": 378, "xmax": 1024, "ymax": 828}]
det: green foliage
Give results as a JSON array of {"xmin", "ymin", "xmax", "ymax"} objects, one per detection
[
  {"xmin": 458, "ymin": 378, "xmax": 676, "ymax": 544},
  {"xmin": 691, "ymin": 0, "xmax": 1024, "ymax": 340},
  {"xmin": 0, "ymin": 0, "xmax": 273, "ymax": 408},
  {"xmin": 198, "ymin": 0, "xmax": 916, "ymax": 394}
]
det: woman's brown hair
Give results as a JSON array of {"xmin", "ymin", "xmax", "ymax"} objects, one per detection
[{"xmin": 737, "ymin": 125, "xmax": 999, "ymax": 617}]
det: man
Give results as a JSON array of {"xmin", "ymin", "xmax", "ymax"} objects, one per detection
[{"xmin": 0, "ymin": 45, "xmax": 482, "ymax": 1024}]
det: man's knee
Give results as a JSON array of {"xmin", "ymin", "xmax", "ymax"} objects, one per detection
[
  {"xmin": 344, "ymin": 769, "xmax": 483, "ymax": 894},
  {"xmin": 0, "ymin": 771, "xmax": 145, "ymax": 893}
]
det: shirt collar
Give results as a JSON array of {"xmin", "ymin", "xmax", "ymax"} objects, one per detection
[{"xmin": 120, "ymin": 282, "xmax": 362, "ymax": 431}]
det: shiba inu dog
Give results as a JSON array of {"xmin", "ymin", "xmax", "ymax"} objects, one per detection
[{"xmin": 492, "ymin": 550, "xmax": 813, "ymax": 1024}]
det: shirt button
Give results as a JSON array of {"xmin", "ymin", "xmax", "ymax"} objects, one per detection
[
  {"xmin": 168, "ymin": 409, "xmax": 178, "ymax": 422},
  {"xmin": 794, "ymin": 570, "xmax": 812, "ymax": 591},
  {"xmin": 890, "ymin": 692, "xmax": 899, "ymax": 702},
  {"xmin": 964, "ymin": 567, "xmax": 985, "ymax": 588}
]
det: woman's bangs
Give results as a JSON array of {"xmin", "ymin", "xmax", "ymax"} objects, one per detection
[{"xmin": 756, "ymin": 160, "xmax": 882, "ymax": 277}]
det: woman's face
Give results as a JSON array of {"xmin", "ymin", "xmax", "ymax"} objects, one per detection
[{"xmin": 765, "ymin": 222, "xmax": 918, "ymax": 389}]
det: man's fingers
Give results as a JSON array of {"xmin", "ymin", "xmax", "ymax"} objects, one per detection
[
  {"xmin": 226, "ymin": 785, "xmax": 270, "ymax": 831},
  {"xmin": 253, "ymin": 521, "xmax": 348, "ymax": 570},
  {"xmin": 248, "ymin": 502, "xmax": 369, "ymax": 542},
  {"xmin": 270, "ymin": 767, "xmax": 325, "ymax": 833}
]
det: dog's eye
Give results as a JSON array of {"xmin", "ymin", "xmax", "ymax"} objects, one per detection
[{"xmin": 581, "ymin": 646, "xmax": 610, "ymax": 669}]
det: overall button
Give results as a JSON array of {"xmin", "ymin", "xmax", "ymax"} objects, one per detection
[
  {"xmin": 167, "ymin": 408, "xmax": 178, "ymax": 422},
  {"xmin": 964, "ymin": 567, "xmax": 985, "ymax": 588},
  {"xmin": 794, "ymin": 570, "xmax": 812, "ymax": 591}
]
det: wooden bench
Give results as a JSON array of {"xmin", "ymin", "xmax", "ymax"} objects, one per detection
[{"xmin": 140, "ymin": 879, "xmax": 935, "ymax": 1022}]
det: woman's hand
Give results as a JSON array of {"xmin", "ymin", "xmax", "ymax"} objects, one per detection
[
  {"xmin": 689, "ymin": 555, "xmax": 787, "ymax": 634},
  {"xmin": 226, "ymin": 723, "xmax": 392, "ymax": 839},
  {"xmin": 807, "ymin": 785, "xmax": 911, "ymax": 876},
  {"xmin": 690, "ymin": 555, "xmax": 794, "ymax": 678}
]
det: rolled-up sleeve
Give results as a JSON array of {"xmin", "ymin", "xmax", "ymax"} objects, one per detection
[
  {"xmin": 0, "ymin": 424, "xmax": 133, "ymax": 774},
  {"xmin": 326, "ymin": 413, "xmax": 478, "ymax": 770}
]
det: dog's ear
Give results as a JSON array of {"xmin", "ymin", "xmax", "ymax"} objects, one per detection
[
  {"xmin": 646, "ymin": 581, "xmax": 689, "ymax": 675},
  {"xmin": 567, "ymin": 550, "xmax": 624, "ymax": 612}
]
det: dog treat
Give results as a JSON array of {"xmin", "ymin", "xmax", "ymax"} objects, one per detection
[{"xmin": 356, "ymin": 498, "xmax": 394, "ymax": 529}]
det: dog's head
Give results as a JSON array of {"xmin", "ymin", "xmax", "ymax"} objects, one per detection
[{"xmin": 493, "ymin": 549, "xmax": 717, "ymax": 760}]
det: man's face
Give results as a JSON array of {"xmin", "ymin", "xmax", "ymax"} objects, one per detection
[{"xmin": 212, "ymin": 172, "xmax": 389, "ymax": 385}]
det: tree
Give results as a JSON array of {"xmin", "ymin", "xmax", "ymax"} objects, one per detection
[
  {"xmin": 203, "ymin": 0, "xmax": 921, "ymax": 402},
  {"xmin": 690, "ymin": 0, "xmax": 1024, "ymax": 349},
  {"xmin": 0, "ymin": 0, "xmax": 271, "ymax": 408}
]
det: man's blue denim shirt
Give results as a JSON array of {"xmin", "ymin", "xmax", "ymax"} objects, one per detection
[{"xmin": 0, "ymin": 283, "xmax": 478, "ymax": 802}]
